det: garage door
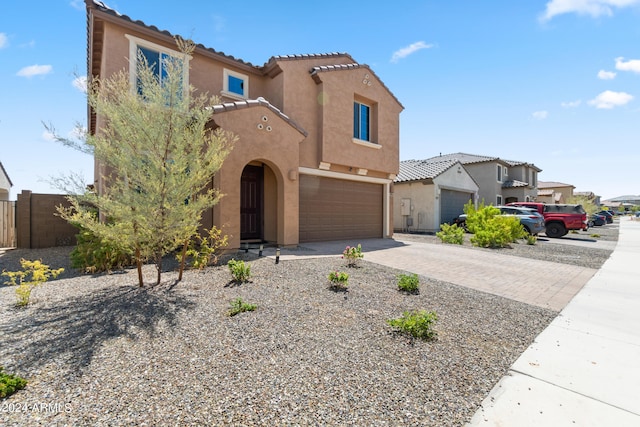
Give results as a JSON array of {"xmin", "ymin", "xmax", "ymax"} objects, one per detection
[
  {"xmin": 299, "ymin": 175, "xmax": 383, "ymax": 242},
  {"xmin": 440, "ymin": 189, "xmax": 473, "ymax": 225}
]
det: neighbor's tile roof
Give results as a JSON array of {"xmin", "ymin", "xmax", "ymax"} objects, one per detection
[
  {"xmin": 395, "ymin": 159, "xmax": 459, "ymax": 183},
  {"xmin": 537, "ymin": 181, "xmax": 574, "ymax": 188},
  {"xmin": 424, "ymin": 152, "xmax": 541, "ymax": 171},
  {"xmin": 538, "ymin": 189, "xmax": 554, "ymax": 196},
  {"xmin": 207, "ymin": 97, "xmax": 308, "ymax": 137},
  {"xmin": 502, "ymin": 180, "xmax": 529, "ymax": 188}
]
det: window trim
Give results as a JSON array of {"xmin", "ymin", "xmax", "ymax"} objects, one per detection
[
  {"xmin": 222, "ymin": 68, "xmax": 249, "ymax": 100},
  {"xmin": 353, "ymin": 100, "xmax": 372, "ymax": 142},
  {"xmin": 125, "ymin": 35, "xmax": 190, "ymax": 92},
  {"xmin": 496, "ymin": 195, "xmax": 503, "ymax": 205},
  {"xmin": 497, "ymin": 165, "xmax": 502, "ymax": 182}
]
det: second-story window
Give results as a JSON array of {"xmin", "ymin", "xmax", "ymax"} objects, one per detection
[
  {"xmin": 353, "ymin": 101, "xmax": 370, "ymax": 141},
  {"xmin": 497, "ymin": 165, "xmax": 502, "ymax": 182},
  {"xmin": 223, "ymin": 69, "xmax": 249, "ymax": 99},
  {"xmin": 126, "ymin": 35, "xmax": 188, "ymax": 96}
]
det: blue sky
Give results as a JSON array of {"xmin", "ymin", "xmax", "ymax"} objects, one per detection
[{"xmin": 1, "ymin": 0, "xmax": 638, "ymax": 201}]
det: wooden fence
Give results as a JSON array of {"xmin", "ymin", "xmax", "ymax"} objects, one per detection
[{"xmin": 0, "ymin": 200, "xmax": 16, "ymax": 248}]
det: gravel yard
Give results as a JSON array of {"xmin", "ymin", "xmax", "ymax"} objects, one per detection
[{"xmin": 0, "ymin": 221, "xmax": 618, "ymax": 426}]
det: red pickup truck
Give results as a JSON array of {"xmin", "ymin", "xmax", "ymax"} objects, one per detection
[{"xmin": 507, "ymin": 202, "xmax": 588, "ymax": 238}]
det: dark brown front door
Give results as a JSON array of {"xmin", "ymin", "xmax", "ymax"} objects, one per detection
[{"xmin": 240, "ymin": 165, "xmax": 263, "ymax": 241}]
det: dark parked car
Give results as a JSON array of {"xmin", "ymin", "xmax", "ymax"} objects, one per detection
[
  {"xmin": 589, "ymin": 214, "xmax": 606, "ymax": 227},
  {"xmin": 596, "ymin": 210, "xmax": 614, "ymax": 224}
]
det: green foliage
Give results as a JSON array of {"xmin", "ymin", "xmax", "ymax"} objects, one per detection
[
  {"xmin": 525, "ymin": 234, "xmax": 538, "ymax": 245},
  {"xmin": 328, "ymin": 270, "xmax": 349, "ymax": 288},
  {"xmin": 386, "ymin": 310, "xmax": 438, "ymax": 340},
  {"xmin": 181, "ymin": 226, "xmax": 229, "ymax": 270},
  {"xmin": 227, "ymin": 298, "xmax": 257, "ymax": 317},
  {"xmin": 436, "ymin": 223, "xmax": 464, "ymax": 244},
  {"xmin": 70, "ymin": 225, "xmax": 134, "ymax": 273},
  {"xmin": 228, "ymin": 259, "xmax": 251, "ymax": 283},
  {"xmin": 590, "ymin": 233, "xmax": 601, "ymax": 238},
  {"xmin": 464, "ymin": 201, "xmax": 525, "ymax": 248},
  {"xmin": 567, "ymin": 195, "xmax": 598, "ymax": 216},
  {"xmin": 2, "ymin": 259, "xmax": 64, "ymax": 307},
  {"xmin": 0, "ymin": 366, "xmax": 27, "ymax": 398},
  {"xmin": 50, "ymin": 37, "xmax": 236, "ymax": 286},
  {"xmin": 397, "ymin": 273, "xmax": 420, "ymax": 293},
  {"xmin": 342, "ymin": 244, "xmax": 364, "ymax": 267}
]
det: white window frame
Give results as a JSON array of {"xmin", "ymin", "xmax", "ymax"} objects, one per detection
[
  {"xmin": 497, "ymin": 195, "xmax": 503, "ymax": 205},
  {"xmin": 222, "ymin": 68, "xmax": 249, "ymax": 100},
  {"xmin": 125, "ymin": 35, "xmax": 190, "ymax": 92},
  {"xmin": 497, "ymin": 165, "xmax": 502, "ymax": 182}
]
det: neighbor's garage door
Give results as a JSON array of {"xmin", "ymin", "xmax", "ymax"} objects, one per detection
[
  {"xmin": 299, "ymin": 175, "xmax": 383, "ymax": 242},
  {"xmin": 440, "ymin": 189, "xmax": 473, "ymax": 225}
]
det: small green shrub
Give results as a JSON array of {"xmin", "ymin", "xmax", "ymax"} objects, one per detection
[
  {"xmin": 397, "ymin": 273, "xmax": 420, "ymax": 293},
  {"xmin": 228, "ymin": 259, "xmax": 251, "ymax": 283},
  {"xmin": 342, "ymin": 244, "xmax": 364, "ymax": 267},
  {"xmin": 436, "ymin": 223, "xmax": 464, "ymax": 244},
  {"xmin": 227, "ymin": 298, "xmax": 257, "ymax": 316},
  {"xmin": 590, "ymin": 233, "xmax": 601, "ymax": 238},
  {"xmin": 328, "ymin": 270, "xmax": 349, "ymax": 289},
  {"xmin": 570, "ymin": 230, "xmax": 579, "ymax": 234},
  {"xmin": 0, "ymin": 366, "xmax": 27, "ymax": 398},
  {"xmin": 386, "ymin": 310, "xmax": 438, "ymax": 340},
  {"xmin": 2, "ymin": 259, "xmax": 65, "ymax": 307},
  {"xmin": 525, "ymin": 234, "xmax": 538, "ymax": 245},
  {"xmin": 470, "ymin": 215, "xmax": 525, "ymax": 248},
  {"xmin": 181, "ymin": 226, "xmax": 229, "ymax": 269},
  {"xmin": 70, "ymin": 226, "xmax": 134, "ymax": 273}
]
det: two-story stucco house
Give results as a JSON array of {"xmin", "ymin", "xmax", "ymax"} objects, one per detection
[
  {"xmin": 86, "ymin": 0, "xmax": 403, "ymax": 249},
  {"xmin": 422, "ymin": 153, "xmax": 541, "ymax": 206}
]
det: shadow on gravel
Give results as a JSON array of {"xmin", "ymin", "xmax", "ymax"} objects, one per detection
[{"xmin": 1, "ymin": 285, "xmax": 195, "ymax": 374}]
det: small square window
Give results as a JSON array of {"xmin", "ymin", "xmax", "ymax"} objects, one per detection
[{"xmin": 223, "ymin": 69, "xmax": 248, "ymax": 99}]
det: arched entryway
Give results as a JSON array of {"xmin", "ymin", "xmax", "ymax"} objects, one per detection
[{"xmin": 240, "ymin": 162, "xmax": 279, "ymax": 243}]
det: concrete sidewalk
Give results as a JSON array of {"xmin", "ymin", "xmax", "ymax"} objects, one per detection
[{"xmin": 467, "ymin": 217, "xmax": 640, "ymax": 426}]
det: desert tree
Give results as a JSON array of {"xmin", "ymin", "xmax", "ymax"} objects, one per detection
[{"xmin": 50, "ymin": 37, "xmax": 236, "ymax": 286}]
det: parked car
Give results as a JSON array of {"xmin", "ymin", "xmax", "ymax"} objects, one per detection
[
  {"xmin": 507, "ymin": 202, "xmax": 589, "ymax": 238},
  {"xmin": 589, "ymin": 214, "xmax": 606, "ymax": 227},
  {"xmin": 596, "ymin": 210, "xmax": 614, "ymax": 224},
  {"xmin": 453, "ymin": 206, "xmax": 546, "ymax": 235}
]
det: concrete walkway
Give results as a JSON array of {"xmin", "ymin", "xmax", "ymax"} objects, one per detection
[
  {"xmin": 466, "ymin": 216, "xmax": 640, "ymax": 426},
  {"xmin": 263, "ymin": 235, "xmax": 597, "ymax": 312}
]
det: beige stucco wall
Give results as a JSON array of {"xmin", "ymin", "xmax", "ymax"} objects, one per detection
[{"xmin": 464, "ymin": 162, "xmax": 507, "ymax": 206}]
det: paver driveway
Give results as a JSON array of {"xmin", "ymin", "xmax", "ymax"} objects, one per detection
[{"xmin": 271, "ymin": 237, "xmax": 597, "ymax": 311}]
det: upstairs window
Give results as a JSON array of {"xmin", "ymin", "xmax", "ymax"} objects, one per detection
[
  {"xmin": 126, "ymin": 35, "xmax": 188, "ymax": 95},
  {"xmin": 353, "ymin": 101, "xmax": 370, "ymax": 141},
  {"xmin": 497, "ymin": 165, "xmax": 502, "ymax": 182},
  {"xmin": 223, "ymin": 69, "xmax": 248, "ymax": 99}
]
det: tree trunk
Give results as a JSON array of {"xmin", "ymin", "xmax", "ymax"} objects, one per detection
[
  {"xmin": 155, "ymin": 251, "xmax": 162, "ymax": 285},
  {"xmin": 178, "ymin": 238, "xmax": 189, "ymax": 281},
  {"xmin": 136, "ymin": 246, "xmax": 144, "ymax": 287}
]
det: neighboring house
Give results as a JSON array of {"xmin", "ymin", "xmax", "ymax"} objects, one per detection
[
  {"xmin": 602, "ymin": 195, "xmax": 640, "ymax": 212},
  {"xmin": 537, "ymin": 181, "xmax": 575, "ymax": 204},
  {"xmin": 422, "ymin": 153, "xmax": 541, "ymax": 206},
  {"xmin": 0, "ymin": 162, "xmax": 12, "ymax": 201},
  {"xmin": 86, "ymin": 1, "xmax": 403, "ymax": 249},
  {"xmin": 393, "ymin": 159, "xmax": 478, "ymax": 232}
]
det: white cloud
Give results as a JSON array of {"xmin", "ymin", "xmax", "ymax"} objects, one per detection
[
  {"xmin": 0, "ymin": 33, "xmax": 8, "ymax": 49},
  {"xmin": 16, "ymin": 64, "xmax": 53, "ymax": 77},
  {"xmin": 540, "ymin": 0, "xmax": 640, "ymax": 22},
  {"xmin": 72, "ymin": 75, "xmax": 87, "ymax": 92},
  {"xmin": 597, "ymin": 69, "xmax": 616, "ymax": 79},
  {"xmin": 561, "ymin": 99, "xmax": 582, "ymax": 107},
  {"xmin": 391, "ymin": 41, "xmax": 433, "ymax": 63},
  {"xmin": 588, "ymin": 90, "xmax": 634, "ymax": 108},
  {"xmin": 69, "ymin": 0, "xmax": 84, "ymax": 10},
  {"xmin": 42, "ymin": 130, "xmax": 56, "ymax": 141},
  {"xmin": 532, "ymin": 110, "xmax": 549, "ymax": 120},
  {"xmin": 615, "ymin": 56, "xmax": 640, "ymax": 73}
]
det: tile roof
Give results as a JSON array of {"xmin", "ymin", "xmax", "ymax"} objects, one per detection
[
  {"xmin": 502, "ymin": 180, "xmax": 529, "ymax": 188},
  {"xmin": 207, "ymin": 97, "xmax": 308, "ymax": 137},
  {"xmin": 424, "ymin": 152, "xmax": 541, "ymax": 171},
  {"xmin": 537, "ymin": 181, "xmax": 574, "ymax": 188},
  {"xmin": 395, "ymin": 159, "xmax": 460, "ymax": 183},
  {"xmin": 538, "ymin": 189, "xmax": 554, "ymax": 196}
]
